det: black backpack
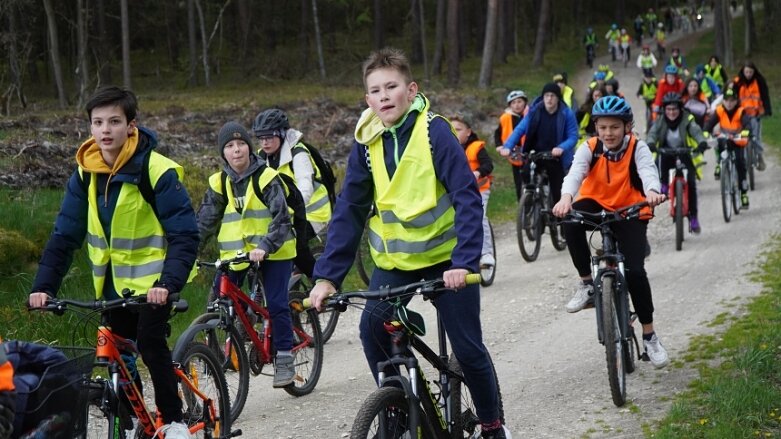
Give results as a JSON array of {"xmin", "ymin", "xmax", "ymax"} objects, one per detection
[{"xmin": 291, "ymin": 142, "xmax": 337, "ymax": 208}]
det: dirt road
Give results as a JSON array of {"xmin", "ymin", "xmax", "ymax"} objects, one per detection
[{"xmin": 229, "ymin": 18, "xmax": 781, "ymax": 439}]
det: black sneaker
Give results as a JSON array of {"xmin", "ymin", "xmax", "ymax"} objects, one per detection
[{"xmin": 482, "ymin": 425, "xmax": 512, "ymax": 439}]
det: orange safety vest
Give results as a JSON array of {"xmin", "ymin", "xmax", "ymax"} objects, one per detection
[
  {"xmin": 735, "ymin": 77, "xmax": 764, "ymax": 117},
  {"xmin": 499, "ymin": 110, "xmax": 528, "ymax": 166},
  {"xmin": 0, "ymin": 341, "xmax": 13, "ymax": 392},
  {"xmin": 578, "ymin": 135, "xmax": 651, "ymax": 218},
  {"xmin": 465, "ymin": 140, "xmax": 492, "ymax": 192},
  {"xmin": 715, "ymin": 105, "xmax": 749, "ymax": 147}
]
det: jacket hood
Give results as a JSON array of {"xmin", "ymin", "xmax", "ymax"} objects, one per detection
[
  {"xmin": 355, "ymin": 93, "xmax": 428, "ymax": 145},
  {"xmin": 76, "ymin": 126, "xmax": 157, "ymax": 174}
]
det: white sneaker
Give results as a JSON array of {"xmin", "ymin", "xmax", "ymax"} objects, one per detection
[
  {"xmin": 124, "ymin": 417, "xmax": 139, "ymax": 439},
  {"xmin": 154, "ymin": 421, "xmax": 192, "ymax": 439},
  {"xmin": 480, "ymin": 253, "xmax": 496, "ymax": 267},
  {"xmin": 565, "ymin": 281, "xmax": 594, "ymax": 313},
  {"xmin": 643, "ymin": 333, "xmax": 670, "ymax": 369}
]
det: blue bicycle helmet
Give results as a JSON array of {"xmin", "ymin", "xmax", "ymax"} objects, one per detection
[
  {"xmin": 593, "ymin": 71, "xmax": 607, "ymax": 81},
  {"xmin": 591, "ymin": 96, "xmax": 633, "ymax": 122},
  {"xmin": 664, "ymin": 64, "xmax": 679, "ymax": 75}
]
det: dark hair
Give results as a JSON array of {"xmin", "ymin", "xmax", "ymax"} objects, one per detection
[
  {"xmin": 85, "ymin": 86, "xmax": 138, "ymax": 122},
  {"xmin": 362, "ymin": 47, "xmax": 413, "ymax": 89}
]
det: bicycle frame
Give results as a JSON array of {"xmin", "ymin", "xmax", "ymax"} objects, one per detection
[
  {"xmin": 660, "ymin": 148, "xmax": 691, "ymax": 218},
  {"xmin": 589, "ymin": 223, "xmax": 631, "ymax": 347}
]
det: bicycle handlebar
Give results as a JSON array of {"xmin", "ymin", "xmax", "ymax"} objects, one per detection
[
  {"xmin": 559, "ymin": 201, "xmax": 651, "ymax": 228},
  {"xmin": 657, "ymin": 146, "xmax": 693, "ymax": 156},
  {"xmin": 197, "ymin": 252, "xmax": 253, "ymax": 271},
  {"xmin": 301, "ymin": 273, "xmax": 482, "ymax": 310},
  {"xmin": 32, "ymin": 292, "xmax": 188, "ymax": 315}
]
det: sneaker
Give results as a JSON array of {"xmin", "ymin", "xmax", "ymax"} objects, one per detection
[
  {"xmin": 713, "ymin": 164, "xmax": 721, "ymax": 179},
  {"xmin": 565, "ymin": 281, "xmax": 594, "ymax": 313},
  {"xmin": 643, "ymin": 334, "xmax": 670, "ymax": 369},
  {"xmin": 154, "ymin": 421, "xmax": 192, "ymax": 439},
  {"xmin": 124, "ymin": 417, "xmax": 139, "ymax": 439},
  {"xmin": 480, "ymin": 253, "xmax": 496, "ymax": 267},
  {"xmin": 273, "ymin": 353, "xmax": 296, "ymax": 388},
  {"xmin": 482, "ymin": 425, "xmax": 513, "ymax": 439},
  {"xmin": 757, "ymin": 153, "xmax": 766, "ymax": 171},
  {"xmin": 689, "ymin": 216, "xmax": 701, "ymax": 234},
  {"xmin": 741, "ymin": 192, "xmax": 750, "ymax": 209}
]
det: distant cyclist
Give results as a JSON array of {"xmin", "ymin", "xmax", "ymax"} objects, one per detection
[{"xmin": 731, "ymin": 60, "xmax": 772, "ymax": 171}]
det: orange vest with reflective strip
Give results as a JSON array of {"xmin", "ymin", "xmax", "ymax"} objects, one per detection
[
  {"xmin": 465, "ymin": 140, "xmax": 491, "ymax": 192},
  {"xmin": 578, "ymin": 135, "xmax": 651, "ymax": 217},
  {"xmin": 736, "ymin": 78, "xmax": 764, "ymax": 117},
  {"xmin": 715, "ymin": 105, "xmax": 749, "ymax": 147},
  {"xmin": 499, "ymin": 110, "xmax": 527, "ymax": 166}
]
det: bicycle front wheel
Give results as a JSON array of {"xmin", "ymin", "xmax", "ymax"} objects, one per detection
[
  {"xmin": 517, "ymin": 191, "xmax": 542, "ymax": 262},
  {"xmin": 354, "ymin": 225, "xmax": 375, "ymax": 287},
  {"xmin": 82, "ymin": 380, "xmax": 123, "ymax": 439},
  {"xmin": 285, "ymin": 291, "xmax": 324, "ymax": 397},
  {"xmin": 350, "ymin": 387, "xmax": 436, "ymax": 439},
  {"xmin": 600, "ymin": 276, "xmax": 627, "ymax": 407},
  {"xmin": 177, "ymin": 343, "xmax": 232, "ymax": 439},
  {"xmin": 480, "ymin": 221, "xmax": 497, "ymax": 287},
  {"xmin": 674, "ymin": 179, "xmax": 684, "ymax": 251},
  {"xmin": 449, "ymin": 354, "xmax": 505, "ymax": 438},
  {"xmin": 720, "ymin": 159, "xmax": 732, "ymax": 222}
]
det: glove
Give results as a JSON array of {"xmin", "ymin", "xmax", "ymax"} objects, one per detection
[{"xmin": 696, "ymin": 141, "xmax": 709, "ymax": 154}]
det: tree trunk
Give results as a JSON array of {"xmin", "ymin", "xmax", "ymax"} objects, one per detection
[
  {"xmin": 498, "ymin": 0, "xmax": 514, "ymax": 63},
  {"xmin": 446, "ymin": 0, "xmax": 460, "ymax": 87},
  {"xmin": 194, "ymin": 0, "xmax": 210, "ymax": 86},
  {"xmin": 42, "ymin": 0, "xmax": 67, "ymax": 107},
  {"xmin": 410, "ymin": 0, "xmax": 423, "ymax": 63},
  {"xmin": 714, "ymin": 0, "xmax": 733, "ymax": 68},
  {"xmin": 238, "ymin": 0, "xmax": 252, "ymax": 60},
  {"xmin": 95, "ymin": 0, "xmax": 111, "ymax": 85},
  {"xmin": 373, "ymin": 0, "xmax": 384, "ymax": 49},
  {"xmin": 532, "ymin": 0, "xmax": 551, "ymax": 66},
  {"xmin": 120, "ymin": 0, "xmax": 131, "ymax": 88},
  {"xmin": 299, "ymin": 0, "xmax": 310, "ymax": 70},
  {"xmin": 76, "ymin": 0, "xmax": 89, "ymax": 107},
  {"xmin": 418, "ymin": 0, "xmax": 429, "ymax": 85},
  {"xmin": 187, "ymin": 0, "xmax": 198, "ymax": 87},
  {"xmin": 478, "ymin": 0, "xmax": 498, "ymax": 88},
  {"xmin": 473, "ymin": 0, "xmax": 486, "ymax": 56},
  {"xmin": 432, "ymin": 0, "xmax": 446, "ymax": 74},
  {"xmin": 744, "ymin": 0, "xmax": 757, "ymax": 56},
  {"xmin": 4, "ymin": 0, "xmax": 27, "ymax": 113},
  {"xmin": 312, "ymin": 0, "xmax": 326, "ymax": 79}
]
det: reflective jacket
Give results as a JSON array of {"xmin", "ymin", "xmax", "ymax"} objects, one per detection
[
  {"xmin": 714, "ymin": 106, "xmax": 749, "ymax": 147},
  {"xmin": 278, "ymin": 143, "xmax": 332, "ymax": 223},
  {"xmin": 646, "ymin": 112, "xmax": 707, "ymax": 178}
]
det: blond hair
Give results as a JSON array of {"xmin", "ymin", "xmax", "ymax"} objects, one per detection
[{"xmin": 362, "ymin": 47, "xmax": 413, "ymax": 89}]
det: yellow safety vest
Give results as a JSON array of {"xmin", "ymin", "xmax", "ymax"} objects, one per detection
[
  {"xmin": 209, "ymin": 167, "xmax": 296, "ymax": 265},
  {"xmin": 84, "ymin": 152, "xmax": 179, "ymax": 299},
  {"xmin": 367, "ymin": 112, "xmax": 457, "ymax": 271},
  {"xmin": 562, "ymin": 86, "xmax": 575, "ymax": 110},
  {"xmin": 278, "ymin": 142, "xmax": 332, "ymax": 223}
]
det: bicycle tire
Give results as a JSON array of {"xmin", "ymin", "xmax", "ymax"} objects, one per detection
[
  {"xmin": 600, "ymin": 276, "xmax": 627, "ymax": 407},
  {"xmin": 449, "ymin": 354, "xmax": 505, "ymax": 438},
  {"xmin": 290, "ymin": 276, "xmax": 339, "ymax": 343},
  {"xmin": 624, "ymin": 317, "xmax": 638, "ymax": 375},
  {"xmin": 284, "ymin": 291, "xmax": 324, "ymax": 397},
  {"xmin": 83, "ymin": 380, "xmax": 121, "ymax": 439},
  {"xmin": 188, "ymin": 313, "xmax": 249, "ymax": 423},
  {"xmin": 674, "ymin": 179, "xmax": 684, "ymax": 251},
  {"xmin": 731, "ymin": 160, "xmax": 742, "ymax": 215},
  {"xmin": 480, "ymin": 221, "xmax": 497, "ymax": 287},
  {"xmin": 746, "ymin": 141, "xmax": 755, "ymax": 191},
  {"xmin": 720, "ymin": 158, "xmax": 732, "ymax": 222},
  {"xmin": 350, "ymin": 387, "xmax": 436, "ymax": 439},
  {"xmin": 176, "ymin": 343, "xmax": 232, "ymax": 439},
  {"xmin": 518, "ymin": 191, "xmax": 542, "ymax": 262},
  {"xmin": 354, "ymin": 226, "xmax": 375, "ymax": 287}
]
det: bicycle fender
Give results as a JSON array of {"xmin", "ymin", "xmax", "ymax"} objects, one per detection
[
  {"xmin": 171, "ymin": 320, "xmax": 220, "ymax": 361},
  {"xmin": 379, "ymin": 375, "xmax": 415, "ymax": 399}
]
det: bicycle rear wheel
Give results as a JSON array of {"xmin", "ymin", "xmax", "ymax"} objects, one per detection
[
  {"xmin": 600, "ymin": 276, "xmax": 627, "ymax": 407},
  {"xmin": 285, "ymin": 291, "xmax": 324, "ymax": 397},
  {"xmin": 449, "ymin": 354, "xmax": 505, "ymax": 438},
  {"xmin": 480, "ymin": 221, "xmax": 497, "ymax": 287},
  {"xmin": 177, "ymin": 343, "xmax": 232, "ymax": 439},
  {"xmin": 674, "ymin": 179, "xmax": 684, "ymax": 251},
  {"xmin": 517, "ymin": 191, "xmax": 542, "ymax": 262},
  {"xmin": 350, "ymin": 387, "xmax": 436, "ymax": 439},
  {"xmin": 746, "ymin": 141, "xmax": 756, "ymax": 191},
  {"xmin": 720, "ymin": 159, "xmax": 732, "ymax": 222}
]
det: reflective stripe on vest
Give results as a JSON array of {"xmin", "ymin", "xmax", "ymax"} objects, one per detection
[
  {"xmin": 278, "ymin": 143, "xmax": 332, "ymax": 223},
  {"xmin": 83, "ymin": 151, "xmax": 179, "ymax": 299},
  {"xmin": 209, "ymin": 167, "xmax": 296, "ymax": 264},
  {"xmin": 367, "ymin": 111, "xmax": 457, "ymax": 271}
]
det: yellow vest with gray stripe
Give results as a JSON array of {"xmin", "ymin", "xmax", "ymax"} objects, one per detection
[
  {"xmin": 83, "ymin": 152, "xmax": 179, "ymax": 299},
  {"xmin": 367, "ymin": 113, "xmax": 457, "ymax": 270},
  {"xmin": 278, "ymin": 142, "xmax": 332, "ymax": 223},
  {"xmin": 208, "ymin": 167, "xmax": 296, "ymax": 264}
]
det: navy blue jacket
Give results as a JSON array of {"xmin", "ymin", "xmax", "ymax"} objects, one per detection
[
  {"xmin": 503, "ymin": 96, "xmax": 579, "ymax": 169},
  {"xmin": 31, "ymin": 128, "xmax": 199, "ymax": 298},
  {"xmin": 313, "ymin": 108, "xmax": 483, "ymax": 287}
]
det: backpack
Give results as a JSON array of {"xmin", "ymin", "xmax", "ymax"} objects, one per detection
[
  {"xmin": 220, "ymin": 168, "xmax": 314, "ymax": 244},
  {"xmin": 588, "ymin": 136, "xmax": 645, "ymax": 195},
  {"xmin": 291, "ymin": 142, "xmax": 337, "ymax": 207},
  {"xmin": 79, "ymin": 151, "xmax": 157, "ymax": 212}
]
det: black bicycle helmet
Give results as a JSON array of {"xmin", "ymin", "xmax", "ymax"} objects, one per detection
[
  {"xmin": 253, "ymin": 108, "xmax": 290, "ymax": 137},
  {"xmin": 591, "ymin": 96, "xmax": 633, "ymax": 122},
  {"xmin": 661, "ymin": 92, "xmax": 682, "ymax": 108}
]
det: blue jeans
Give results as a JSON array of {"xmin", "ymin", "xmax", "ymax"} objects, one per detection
[{"xmin": 359, "ymin": 261, "xmax": 500, "ymax": 423}]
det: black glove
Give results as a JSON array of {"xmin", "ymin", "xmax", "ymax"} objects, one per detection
[{"xmin": 696, "ymin": 141, "xmax": 709, "ymax": 154}]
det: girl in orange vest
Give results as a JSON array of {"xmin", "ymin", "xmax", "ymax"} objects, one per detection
[
  {"xmin": 732, "ymin": 61, "xmax": 772, "ymax": 170},
  {"xmin": 453, "ymin": 114, "xmax": 495, "ymax": 268},
  {"xmin": 494, "ymin": 90, "xmax": 529, "ymax": 200},
  {"xmin": 552, "ymin": 96, "xmax": 670, "ymax": 369}
]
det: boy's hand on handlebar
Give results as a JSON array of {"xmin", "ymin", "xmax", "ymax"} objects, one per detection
[
  {"xmin": 443, "ymin": 268, "xmax": 469, "ymax": 289},
  {"xmin": 551, "ymin": 147, "xmax": 564, "ymax": 157},
  {"xmin": 309, "ymin": 281, "xmax": 336, "ymax": 311},
  {"xmin": 647, "ymin": 190, "xmax": 666, "ymax": 207},
  {"xmin": 28, "ymin": 292, "xmax": 50, "ymax": 308},
  {"xmin": 147, "ymin": 287, "xmax": 169, "ymax": 305},
  {"xmin": 552, "ymin": 195, "xmax": 573, "ymax": 218},
  {"xmin": 249, "ymin": 248, "xmax": 266, "ymax": 262}
]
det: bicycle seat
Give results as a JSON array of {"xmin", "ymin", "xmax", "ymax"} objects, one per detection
[{"xmin": 395, "ymin": 306, "xmax": 426, "ymax": 337}]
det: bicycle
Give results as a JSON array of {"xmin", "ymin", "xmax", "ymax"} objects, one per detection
[
  {"xmin": 560, "ymin": 203, "xmax": 647, "ymax": 407},
  {"xmin": 586, "ymin": 44, "xmax": 595, "ymax": 68},
  {"xmin": 620, "ymin": 43, "xmax": 631, "ymax": 68},
  {"xmin": 186, "ymin": 253, "xmax": 323, "ymax": 423},
  {"xmin": 515, "ymin": 150, "xmax": 567, "ymax": 262},
  {"xmin": 658, "ymin": 147, "xmax": 694, "ymax": 251},
  {"xmin": 35, "ymin": 293, "xmax": 235, "ymax": 439},
  {"xmin": 302, "ymin": 274, "xmax": 505, "ymax": 438},
  {"xmin": 716, "ymin": 135, "xmax": 743, "ymax": 222}
]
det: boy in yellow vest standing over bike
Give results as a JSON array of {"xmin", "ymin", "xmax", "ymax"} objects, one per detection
[{"xmin": 308, "ymin": 48, "xmax": 510, "ymax": 438}]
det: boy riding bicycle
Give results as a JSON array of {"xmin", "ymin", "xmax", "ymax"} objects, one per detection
[
  {"xmin": 308, "ymin": 48, "xmax": 510, "ymax": 439},
  {"xmin": 551, "ymin": 96, "xmax": 670, "ymax": 369},
  {"xmin": 28, "ymin": 86, "xmax": 199, "ymax": 439}
]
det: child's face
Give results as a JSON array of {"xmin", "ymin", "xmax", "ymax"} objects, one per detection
[
  {"xmin": 365, "ymin": 68, "xmax": 418, "ymax": 127},
  {"xmin": 509, "ymin": 98, "xmax": 526, "ymax": 114},
  {"xmin": 687, "ymin": 81, "xmax": 699, "ymax": 95},
  {"xmin": 742, "ymin": 66, "xmax": 755, "ymax": 79},
  {"xmin": 665, "ymin": 73, "xmax": 677, "ymax": 84},
  {"xmin": 451, "ymin": 120, "xmax": 471, "ymax": 145},
  {"xmin": 724, "ymin": 98, "xmax": 738, "ymax": 110},
  {"xmin": 223, "ymin": 139, "xmax": 251, "ymax": 174},
  {"xmin": 258, "ymin": 135, "xmax": 282, "ymax": 156},
  {"xmin": 595, "ymin": 117, "xmax": 628, "ymax": 149},
  {"xmin": 90, "ymin": 105, "xmax": 136, "ymax": 161}
]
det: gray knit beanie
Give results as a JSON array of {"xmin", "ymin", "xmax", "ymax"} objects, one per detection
[{"xmin": 217, "ymin": 121, "xmax": 253, "ymax": 158}]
